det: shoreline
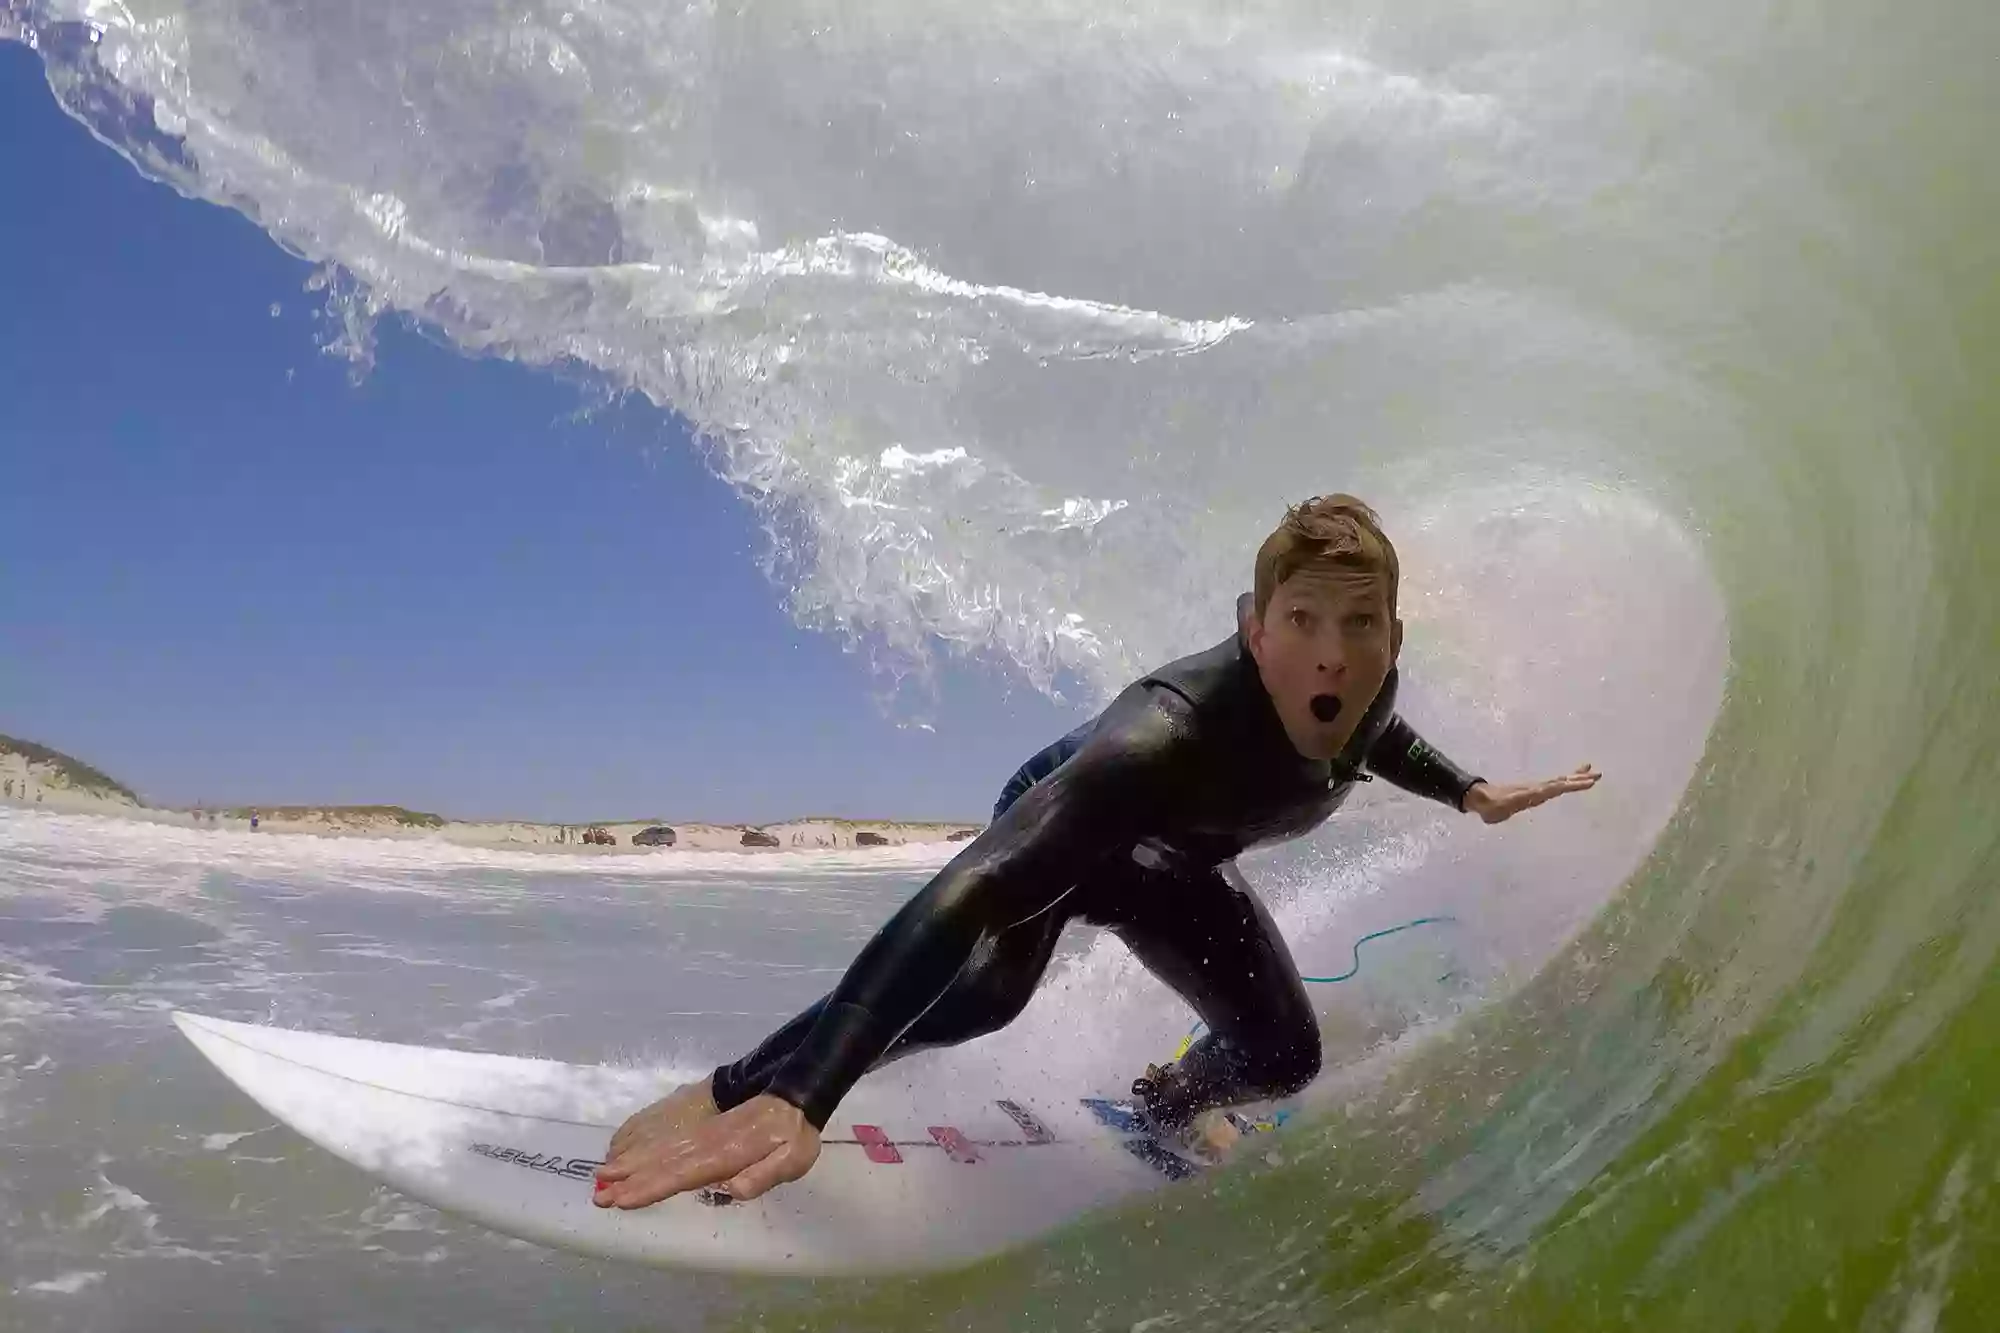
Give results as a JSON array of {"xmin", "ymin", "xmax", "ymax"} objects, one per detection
[{"xmin": 0, "ymin": 745, "xmax": 983, "ymax": 854}]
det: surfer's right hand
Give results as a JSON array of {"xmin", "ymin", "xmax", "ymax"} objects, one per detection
[{"xmin": 593, "ymin": 1093, "xmax": 821, "ymax": 1208}]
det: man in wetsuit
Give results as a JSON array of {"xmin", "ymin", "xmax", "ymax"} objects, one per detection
[{"xmin": 592, "ymin": 495, "xmax": 1600, "ymax": 1209}]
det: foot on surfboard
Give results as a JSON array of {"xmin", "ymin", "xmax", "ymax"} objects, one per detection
[{"xmin": 1128, "ymin": 1062, "xmax": 1282, "ymax": 1165}]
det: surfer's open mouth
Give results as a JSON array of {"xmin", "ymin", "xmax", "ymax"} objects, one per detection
[{"xmin": 1309, "ymin": 694, "xmax": 1342, "ymax": 723}]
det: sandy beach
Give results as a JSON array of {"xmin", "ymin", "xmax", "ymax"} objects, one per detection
[{"xmin": 0, "ymin": 738, "xmax": 982, "ymax": 853}]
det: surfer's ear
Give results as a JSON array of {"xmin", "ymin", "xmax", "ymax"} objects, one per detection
[{"xmin": 1242, "ymin": 596, "xmax": 1268, "ymax": 663}]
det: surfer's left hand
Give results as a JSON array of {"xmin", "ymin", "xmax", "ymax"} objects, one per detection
[
  {"xmin": 1464, "ymin": 764, "xmax": 1601, "ymax": 824},
  {"xmin": 592, "ymin": 1093, "xmax": 821, "ymax": 1209}
]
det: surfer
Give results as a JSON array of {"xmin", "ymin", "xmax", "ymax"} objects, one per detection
[{"xmin": 594, "ymin": 495, "xmax": 1600, "ymax": 1209}]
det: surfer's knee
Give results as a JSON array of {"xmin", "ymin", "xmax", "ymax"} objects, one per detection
[{"xmin": 934, "ymin": 951, "xmax": 1042, "ymax": 1040}]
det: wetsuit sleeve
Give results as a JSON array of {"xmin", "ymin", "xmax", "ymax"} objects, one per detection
[
  {"xmin": 1364, "ymin": 715, "xmax": 1485, "ymax": 811},
  {"xmin": 991, "ymin": 717, "xmax": 1098, "ymax": 818},
  {"xmin": 761, "ymin": 689, "xmax": 1194, "ymax": 1129}
]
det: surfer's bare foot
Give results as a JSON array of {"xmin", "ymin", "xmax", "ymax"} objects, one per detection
[
  {"xmin": 606, "ymin": 1076, "xmax": 719, "ymax": 1161},
  {"xmin": 1184, "ymin": 1108, "xmax": 1245, "ymax": 1162}
]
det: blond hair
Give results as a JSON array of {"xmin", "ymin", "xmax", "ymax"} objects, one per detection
[{"xmin": 1252, "ymin": 494, "xmax": 1399, "ymax": 620}]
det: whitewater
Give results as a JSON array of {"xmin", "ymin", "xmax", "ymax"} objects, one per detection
[{"xmin": 3, "ymin": 0, "xmax": 1997, "ymax": 1328}]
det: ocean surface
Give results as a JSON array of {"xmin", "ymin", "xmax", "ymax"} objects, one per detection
[
  {"xmin": 0, "ymin": 805, "xmax": 1522, "ymax": 1332},
  {"xmin": 0, "ymin": 815, "xmax": 958, "ymax": 1329},
  {"xmin": 4, "ymin": 0, "xmax": 1997, "ymax": 1328}
]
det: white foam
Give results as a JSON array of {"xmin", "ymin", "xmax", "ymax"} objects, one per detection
[{"xmin": 20, "ymin": 1270, "xmax": 105, "ymax": 1296}]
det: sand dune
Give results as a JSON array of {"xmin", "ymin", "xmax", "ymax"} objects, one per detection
[{"xmin": 0, "ymin": 738, "xmax": 982, "ymax": 853}]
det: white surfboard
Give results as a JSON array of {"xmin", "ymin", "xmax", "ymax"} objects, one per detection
[{"xmin": 170, "ymin": 1011, "xmax": 1247, "ymax": 1275}]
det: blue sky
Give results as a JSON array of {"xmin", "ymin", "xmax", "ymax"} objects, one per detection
[{"xmin": 0, "ymin": 43, "xmax": 1078, "ymax": 822}]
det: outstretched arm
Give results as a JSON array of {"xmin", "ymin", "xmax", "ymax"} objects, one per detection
[
  {"xmin": 1461, "ymin": 763, "xmax": 1601, "ymax": 823},
  {"xmin": 1365, "ymin": 714, "xmax": 1486, "ymax": 810},
  {"xmin": 1365, "ymin": 715, "xmax": 1600, "ymax": 823}
]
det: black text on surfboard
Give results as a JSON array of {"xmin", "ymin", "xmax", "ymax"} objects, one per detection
[{"xmin": 470, "ymin": 1141, "xmax": 602, "ymax": 1183}]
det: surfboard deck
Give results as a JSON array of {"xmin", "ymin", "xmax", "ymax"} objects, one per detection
[{"xmin": 170, "ymin": 1011, "xmax": 1262, "ymax": 1275}]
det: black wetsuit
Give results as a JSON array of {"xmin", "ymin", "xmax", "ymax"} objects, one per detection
[{"xmin": 712, "ymin": 600, "xmax": 1483, "ymax": 1130}]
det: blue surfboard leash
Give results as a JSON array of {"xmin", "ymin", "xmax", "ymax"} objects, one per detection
[{"xmin": 1174, "ymin": 913, "xmax": 1458, "ymax": 1052}]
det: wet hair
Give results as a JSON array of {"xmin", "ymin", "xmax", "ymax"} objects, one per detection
[{"xmin": 1252, "ymin": 494, "xmax": 1400, "ymax": 620}]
